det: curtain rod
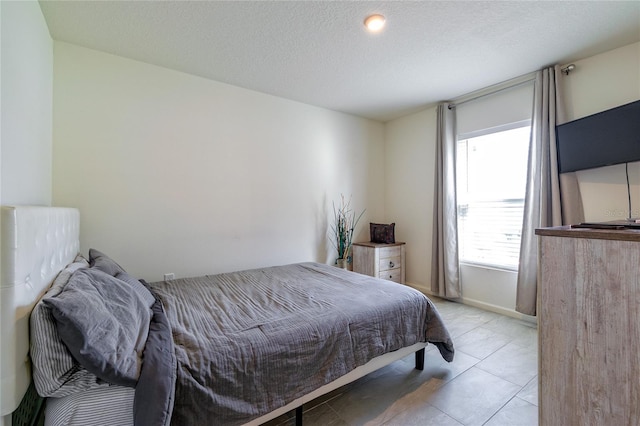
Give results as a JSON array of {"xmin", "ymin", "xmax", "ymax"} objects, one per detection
[{"xmin": 448, "ymin": 74, "xmax": 536, "ymax": 110}]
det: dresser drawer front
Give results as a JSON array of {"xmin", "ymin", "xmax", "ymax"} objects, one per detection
[
  {"xmin": 379, "ymin": 246, "xmax": 401, "ymax": 258},
  {"xmin": 379, "ymin": 255, "xmax": 401, "ymax": 272},
  {"xmin": 379, "ymin": 268, "xmax": 402, "ymax": 283}
]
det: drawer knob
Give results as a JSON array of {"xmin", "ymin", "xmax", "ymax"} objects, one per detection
[{"xmin": 389, "ymin": 261, "xmax": 395, "ymax": 268}]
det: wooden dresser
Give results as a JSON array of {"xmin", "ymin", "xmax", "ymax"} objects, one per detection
[
  {"xmin": 352, "ymin": 241, "xmax": 405, "ymax": 284},
  {"xmin": 536, "ymin": 226, "xmax": 640, "ymax": 425}
]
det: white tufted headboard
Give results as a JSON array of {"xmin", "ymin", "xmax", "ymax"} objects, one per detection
[{"xmin": 0, "ymin": 206, "xmax": 79, "ymax": 418}]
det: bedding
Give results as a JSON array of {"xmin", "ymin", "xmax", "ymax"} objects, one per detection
[
  {"xmin": 146, "ymin": 262, "xmax": 453, "ymax": 426},
  {"xmin": 30, "ymin": 255, "xmax": 107, "ymax": 398},
  {"xmin": 43, "ymin": 291, "xmax": 176, "ymax": 426},
  {"xmin": 31, "ymin": 250, "xmax": 156, "ymax": 397},
  {"xmin": 133, "ymin": 291, "xmax": 175, "ymax": 426},
  {"xmin": 35, "ymin": 255, "xmax": 453, "ymax": 426},
  {"xmin": 117, "ymin": 271, "xmax": 157, "ymax": 307},
  {"xmin": 45, "ymin": 385, "xmax": 134, "ymax": 426},
  {"xmin": 43, "ymin": 268, "xmax": 153, "ymax": 387},
  {"xmin": 89, "ymin": 248, "xmax": 127, "ymax": 276}
]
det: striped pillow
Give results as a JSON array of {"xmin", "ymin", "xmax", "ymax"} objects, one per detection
[{"xmin": 30, "ymin": 255, "xmax": 107, "ymax": 397}]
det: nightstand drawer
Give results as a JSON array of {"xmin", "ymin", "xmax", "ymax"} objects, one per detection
[
  {"xmin": 379, "ymin": 255, "xmax": 401, "ymax": 272},
  {"xmin": 379, "ymin": 246, "xmax": 402, "ymax": 258},
  {"xmin": 352, "ymin": 241, "xmax": 405, "ymax": 284},
  {"xmin": 379, "ymin": 268, "xmax": 402, "ymax": 283}
]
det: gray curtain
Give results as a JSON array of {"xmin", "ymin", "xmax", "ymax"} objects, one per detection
[
  {"xmin": 431, "ymin": 103, "xmax": 461, "ymax": 299},
  {"xmin": 516, "ymin": 65, "xmax": 584, "ymax": 316}
]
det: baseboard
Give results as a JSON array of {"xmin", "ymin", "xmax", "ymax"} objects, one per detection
[
  {"xmin": 460, "ymin": 297, "xmax": 537, "ymax": 325},
  {"xmin": 406, "ymin": 281, "xmax": 537, "ymax": 325}
]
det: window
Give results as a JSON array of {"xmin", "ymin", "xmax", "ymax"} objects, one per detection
[{"xmin": 456, "ymin": 123, "xmax": 530, "ymax": 270}]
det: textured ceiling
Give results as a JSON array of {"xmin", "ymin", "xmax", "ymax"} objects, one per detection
[{"xmin": 39, "ymin": 1, "xmax": 640, "ymax": 122}]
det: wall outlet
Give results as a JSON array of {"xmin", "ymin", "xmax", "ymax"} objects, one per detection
[{"xmin": 164, "ymin": 273, "xmax": 175, "ymax": 281}]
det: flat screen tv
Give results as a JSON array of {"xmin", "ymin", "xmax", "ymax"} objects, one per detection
[{"xmin": 556, "ymin": 99, "xmax": 640, "ymax": 173}]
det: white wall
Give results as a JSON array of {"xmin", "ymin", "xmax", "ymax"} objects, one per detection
[
  {"xmin": 0, "ymin": 0, "xmax": 53, "ymax": 205},
  {"xmin": 52, "ymin": 42, "xmax": 384, "ymax": 282},
  {"xmin": 0, "ymin": 2, "xmax": 53, "ymax": 424},
  {"xmin": 385, "ymin": 41, "xmax": 640, "ymax": 318},
  {"xmin": 563, "ymin": 42, "xmax": 640, "ymax": 121},
  {"xmin": 563, "ymin": 42, "xmax": 640, "ymax": 222},
  {"xmin": 384, "ymin": 107, "xmax": 437, "ymax": 289}
]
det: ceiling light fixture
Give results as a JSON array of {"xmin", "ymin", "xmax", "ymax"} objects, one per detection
[{"xmin": 364, "ymin": 14, "xmax": 386, "ymax": 32}]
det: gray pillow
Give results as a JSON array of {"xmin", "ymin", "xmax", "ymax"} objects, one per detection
[
  {"xmin": 30, "ymin": 255, "xmax": 107, "ymax": 397},
  {"xmin": 43, "ymin": 268, "xmax": 151, "ymax": 387},
  {"xmin": 115, "ymin": 271, "xmax": 156, "ymax": 308},
  {"xmin": 89, "ymin": 248, "xmax": 126, "ymax": 276}
]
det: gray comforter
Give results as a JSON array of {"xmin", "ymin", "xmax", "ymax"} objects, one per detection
[{"xmin": 146, "ymin": 262, "xmax": 454, "ymax": 425}]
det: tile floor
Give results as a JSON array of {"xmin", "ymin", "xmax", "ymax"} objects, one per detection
[{"xmin": 264, "ymin": 297, "xmax": 538, "ymax": 426}]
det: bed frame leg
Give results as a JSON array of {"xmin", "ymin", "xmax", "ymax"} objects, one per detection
[
  {"xmin": 415, "ymin": 348, "xmax": 425, "ymax": 370},
  {"xmin": 295, "ymin": 406, "xmax": 303, "ymax": 426}
]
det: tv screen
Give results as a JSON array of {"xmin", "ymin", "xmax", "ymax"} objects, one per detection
[{"xmin": 556, "ymin": 100, "xmax": 640, "ymax": 173}]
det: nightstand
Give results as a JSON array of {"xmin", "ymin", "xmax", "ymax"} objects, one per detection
[{"xmin": 352, "ymin": 242, "xmax": 405, "ymax": 284}]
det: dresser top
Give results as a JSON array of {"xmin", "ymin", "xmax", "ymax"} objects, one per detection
[
  {"xmin": 536, "ymin": 225, "xmax": 640, "ymax": 242},
  {"xmin": 353, "ymin": 241, "xmax": 405, "ymax": 248}
]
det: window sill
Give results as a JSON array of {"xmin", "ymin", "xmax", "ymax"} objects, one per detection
[{"xmin": 459, "ymin": 261, "xmax": 518, "ymax": 273}]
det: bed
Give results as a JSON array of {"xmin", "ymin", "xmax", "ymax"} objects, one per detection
[{"xmin": 0, "ymin": 205, "xmax": 454, "ymax": 426}]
